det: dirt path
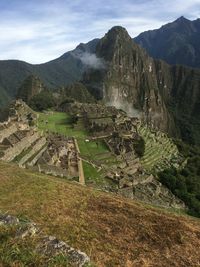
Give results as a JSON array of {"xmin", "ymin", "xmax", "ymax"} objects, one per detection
[{"xmin": 74, "ymin": 138, "xmax": 85, "ymax": 185}]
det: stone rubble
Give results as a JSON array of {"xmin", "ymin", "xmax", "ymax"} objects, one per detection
[
  {"xmin": 37, "ymin": 236, "xmax": 90, "ymax": 267},
  {"xmin": 0, "ymin": 213, "xmax": 90, "ymax": 267}
]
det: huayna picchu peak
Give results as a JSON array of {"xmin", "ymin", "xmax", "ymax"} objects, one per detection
[{"xmin": 83, "ymin": 25, "xmax": 200, "ymax": 145}]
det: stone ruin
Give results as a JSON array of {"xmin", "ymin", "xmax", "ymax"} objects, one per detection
[
  {"xmin": 63, "ymin": 102, "xmax": 142, "ymax": 156},
  {"xmin": 36, "ymin": 134, "xmax": 79, "ymax": 179},
  {"xmin": 60, "ymin": 102, "xmax": 186, "ymax": 210},
  {"xmin": 0, "ymin": 100, "xmax": 79, "ymax": 181},
  {"xmin": 0, "ymin": 100, "xmax": 186, "ymax": 210}
]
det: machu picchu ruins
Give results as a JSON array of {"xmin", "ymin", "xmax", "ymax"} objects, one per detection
[
  {"xmin": 0, "ymin": 100, "xmax": 81, "ymax": 183},
  {"xmin": 0, "ymin": 99, "xmax": 186, "ymax": 210}
]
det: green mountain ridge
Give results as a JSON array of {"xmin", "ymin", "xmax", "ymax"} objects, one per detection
[
  {"xmin": 0, "ymin": 39, "xmax": 99, "ymax": 107},
  {"xmin": 134, "ymin": 16, "xmax": 200, "ymax": 68}
]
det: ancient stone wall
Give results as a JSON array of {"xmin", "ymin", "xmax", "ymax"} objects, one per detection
[
  {"xmin": 38, "ymin": 164, "xmax": 75, "ymax": 179},
  {"xmin": 0, "ymin": 123, "xmax": 18, "ymax": 143},
  {"xmin": 19, "ymin": 137, "xmax": 47, "ymax": 167},
  {"xmin": 1, "ymin": 132, "xmax": 40, "ymax": 162}
]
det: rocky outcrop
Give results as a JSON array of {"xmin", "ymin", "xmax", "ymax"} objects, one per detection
[
  {"xmin": 0, "ymin": 213, "xmax": 90, "ymax": 267},
  {"xmin": 17, "ymin": 75, "xmax": 46, "ymax": 103},
  {"xmin": 37, "ymin": 236, "xmax": 90, "ymax": 267}
]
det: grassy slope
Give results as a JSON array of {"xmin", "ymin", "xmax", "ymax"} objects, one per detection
[{"xmin": 0, "ymin": 161, "xmax": 200, "ymax": 266}]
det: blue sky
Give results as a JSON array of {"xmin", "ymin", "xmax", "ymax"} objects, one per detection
[{"xmin": 0, "ymin": 0, "xmax": 200, "ymax": 63}]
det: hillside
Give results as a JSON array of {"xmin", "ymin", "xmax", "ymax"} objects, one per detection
[
  {"xmin": 134, "ymin": 17, "xmax": 200, "ymax": 68},
  {"xmin": 0, "ymin": 39, "xmax": 99, "ymax": 107},
  {"xmin": 0, "ymin": 161, "xmax": 200, "ymax": 266}
]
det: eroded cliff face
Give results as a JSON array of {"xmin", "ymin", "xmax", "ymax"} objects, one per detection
[
  {"xmin": 84, "ymin": 26, "xmax": 200, "ymax": 143},
  {"xmin": 85, "ymin": 26, "xmax": 175, "ymax": 134}
]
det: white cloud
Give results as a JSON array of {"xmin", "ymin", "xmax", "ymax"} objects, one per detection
[
  {"xmin": 72, "ymin": 51, "xmax": 106, "ymax": 69},
  {"xmin": 0, "ymin": 0, "xmax": 199, "ymax": 63}
]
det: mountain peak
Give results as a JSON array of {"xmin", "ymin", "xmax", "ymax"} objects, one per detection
[
  {"xmin": 106, "ymin": 26, "xmax": 130, "ymax": 39},
  {"xmin": 134, "ymin": 16, "xmax": 200, "ymax": 68},
  {"xmin": 175, "ymin": 16, "xmax": 190, "ymax": 23},
  {"xmin": 96, "ymin": 26, "xmax": 133, "ymax": 61},
  {"xmin": 108, "ymin": 26, "xmax": 128, "ymax": 33}
]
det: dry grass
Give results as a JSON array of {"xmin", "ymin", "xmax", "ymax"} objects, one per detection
[{"xmin": 0, "ymin": 161, "xmax": 200, "ymax": 266}]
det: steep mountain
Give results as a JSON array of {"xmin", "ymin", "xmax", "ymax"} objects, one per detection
[
  {"xmin": 0, "ymin": 39, "xmax": 99, "ymax": 107},
  {"xmin": 83, "ymin": 26, "xmax": 200, "ymax": 144},
  {"xmin": 134, "ymin": 16, "xmax": 200, "ymax": 68}
]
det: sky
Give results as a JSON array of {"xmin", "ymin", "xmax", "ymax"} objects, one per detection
[{"xmin": 0, "ymin": 0, "xmax": 200, "ymax": 64}]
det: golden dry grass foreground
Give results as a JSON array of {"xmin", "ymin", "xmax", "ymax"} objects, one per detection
[{"xmin": 0, "ymin": 161, "xmax": 200, "ymax": 267}]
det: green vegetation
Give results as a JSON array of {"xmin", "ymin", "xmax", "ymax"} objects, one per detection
[
  {"xmin": 0, "ymin": 222, "xmax": 91, "ymax": 267},
  {"xmin": 82, "ymin": 162, "xmax": 102, "ymax": 182},
  {"xmin": 133, "ymin": 137, "xmax": 145, "ymax": 157},
  {"xmin": 29, "ymin": 91, "xmax": 56, "ymax": 111},
  {"xmin": 0, "ymin": 86, "xmax": 10, "ymax": 108},
  {"xmin": 38, "ymin": 112, "xmax": 87, "ymax": 138},
  {"xmin": 158, "ymin": 141, "xmax": 200, "ymax": 217},
  {"xmin": 0, "ymin": 225, "xmax": 44, "ymax": 266},
  {"xmin": 60, "ymin": 82, "xmax": 95, "ymax": 104}
]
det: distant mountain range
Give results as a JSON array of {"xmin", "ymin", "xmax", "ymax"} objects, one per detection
[
  {"xmin": 134, "ymin": 16, "xmax": 200, "ymax": 68},
  {"xmin": 1, "ymin": 16, "xmax": 200, "ymax": 108},
  {"xmin": 1, "ymin": 17, "xmax": 200, "ymax": 145},
  {"xmin": 0, "ymin": 39, "xmax": 99, "ymax": 106}
]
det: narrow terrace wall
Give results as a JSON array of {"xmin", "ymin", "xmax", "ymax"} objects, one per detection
[
  {"xmin": 0, "ymin": 124, "xmax": 18, "ymax": 143},
  {"xmin": 19, "ymin": 137, "xmax": 47, "ymax": 167},
  {"xmin": 1, "ymin": 132, "xmax": 40, "ymax": 162}
]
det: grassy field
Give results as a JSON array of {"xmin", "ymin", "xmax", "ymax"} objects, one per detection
[
  {"xmin": 37, "ymin": 111, "xmax": 114, "ymax": 184},
  {"xmin": 37, "ymin": 112, "xmax": 87, "ymax": 138},
  {"xmin": 0, "ymin": 161, "xmax": 200, "ymax": 266}
]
